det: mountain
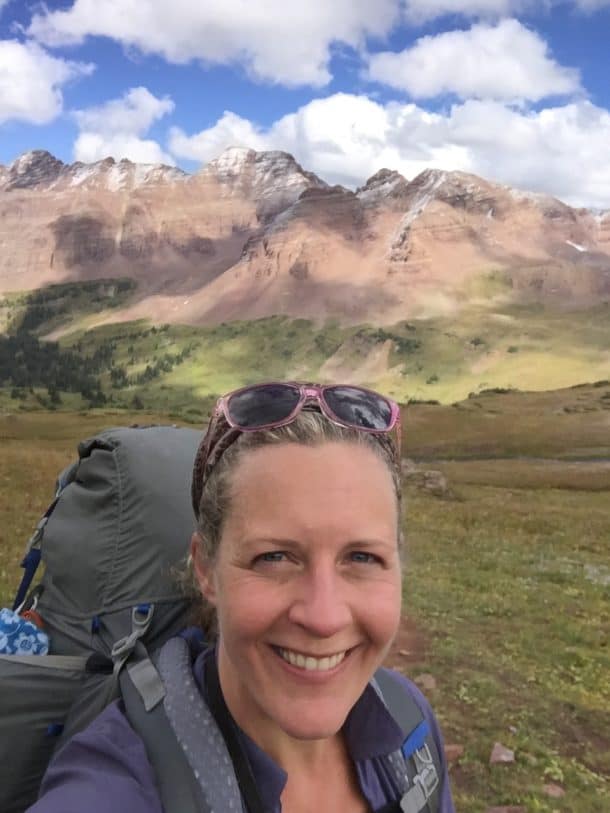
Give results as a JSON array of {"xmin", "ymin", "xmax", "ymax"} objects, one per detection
[{"xmin": 0, "ymin": 148, "xmax": 609, "ymax": 328}]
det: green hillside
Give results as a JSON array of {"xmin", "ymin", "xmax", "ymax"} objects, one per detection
[{"xmin": 0, "ymin": 280, "xmax": 608, "ymax": 414}]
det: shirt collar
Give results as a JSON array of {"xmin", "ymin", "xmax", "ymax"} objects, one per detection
[{"xmin": 193, "ymin": 645, "xmax": 406, "ymax": 803}]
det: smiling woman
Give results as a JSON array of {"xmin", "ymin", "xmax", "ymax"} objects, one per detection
[{"xmin": 29, "ymin": 382, "xmax": 455, "ymax": 813}]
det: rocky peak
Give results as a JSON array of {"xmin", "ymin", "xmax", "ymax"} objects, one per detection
[
  {"xmin": 6, "ymin": 150, "xmax": 65, "ymax": 190},
  {"xmin": 2, "ymin": 150, "xmax": 187, "ymax": 193},
  {"xmin": 508, "ymin": 186, "xmax": 576, "ymax": 222},
  {"xmin": 356, "ymin": 168, "xmax": 410, "ymax": 203},
  {"xmin": 65, "ymin": 157, "xmax": 187, "ymax": 191},
  {"xmin": 406, "ymin": 168, "xmax": 503, "ymax": 217},
  {"xmin": 202, "ymin": 147, "xmax": 325, "ymax": 194},
  {"xmin": 201, "ymin": 146, "xmax": 327, "ymax": 220}
]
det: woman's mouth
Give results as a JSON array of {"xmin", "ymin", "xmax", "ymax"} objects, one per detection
[{"xmin": 274, "ymin": 646, "xmax": 348, "ymax": 672}]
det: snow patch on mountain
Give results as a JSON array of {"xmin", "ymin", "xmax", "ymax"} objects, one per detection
[
  {"xmin": 400, "ymin": 169, "xmax": 447, "ymax": 228},
  {"xmin": 566, "ymin": 240, "xmax": 587, "ymax": 252}
]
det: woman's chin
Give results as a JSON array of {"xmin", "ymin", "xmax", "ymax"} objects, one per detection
[{"xmin": 270, "ymin": 700, "xmax": 350, "ymax": 742}]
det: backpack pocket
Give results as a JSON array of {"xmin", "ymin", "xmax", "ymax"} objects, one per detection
[{"xmin": 0, "ymin": 654, "xmax": 87, "ymax": 813}]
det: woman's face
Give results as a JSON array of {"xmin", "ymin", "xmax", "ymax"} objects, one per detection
[{"xmin": 193, "ymin": 441, "xmax": 402, "ymax": 746}]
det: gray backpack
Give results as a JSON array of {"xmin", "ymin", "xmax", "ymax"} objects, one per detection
[
  {"xmin": 0, "ymin": 425, "xmax": 200, "ymax": 813},
  {"xmin": 1, "ymin": 425, "xmax": 442, "ymax": 813}
]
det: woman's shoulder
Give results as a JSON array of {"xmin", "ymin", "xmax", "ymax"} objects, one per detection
[{"xmin": 27, "ymin": 701, "xmax": 163, "ymax": 813}]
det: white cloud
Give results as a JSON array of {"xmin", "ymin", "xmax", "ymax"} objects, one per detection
[
  {"xmin": 169, "ymin": 112, "xmax": 266, "ymax": 164},
  {"xmin": 73, "ymin": 86, "xmax": 175, "ymax": 164},
  {"xmin": 74, "ymin": 86, "xmax": 174, "ymax": 135},
  {"xmin": 446, "ymin": 99, "xmax": 610, "ymax": 207},
  {"xmin": 74, "ymin": 132, "xmax": 173, "ymax": 164},
  {"xmin": 169, "ymin": 93, "xmax": 610, "ymax": 208},
  {"xmin": 28, "ymin": 0, "xmax": 400, "ymax": 87},
  {"xmin": 0, "ymin": 39, "xmax": 93, "ymax": 125},
  {"xmin": 367, "ymin": 20, "xmax": 580, "ymax": 102},
  {"xmin": 170, "ymin": 94, "xmax": 411, "ymax": 188}
]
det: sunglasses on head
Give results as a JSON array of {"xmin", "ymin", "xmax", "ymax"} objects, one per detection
[
  {"xmin": 214, "ymin": 381, "xmax": 400, "ymax": 445},
  {"xmin": 192, "ymin": 382, "xmax": 402, "ymax": 516}
]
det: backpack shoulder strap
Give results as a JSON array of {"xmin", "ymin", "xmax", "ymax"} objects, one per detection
[
  {"xmin": 120, "ymin": 654, "xmax": 205, "ymax": 813},
  {"xmin": 373, "ymin": 668, "xmax": 442, "ymax": 813},
  {"xmin": 121, "ymin": 637, "xmax": 245, "ymax": 813}
]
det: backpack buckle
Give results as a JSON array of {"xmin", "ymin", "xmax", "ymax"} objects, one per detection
[
  {"xmin": 413, "ymin": 743, "xmax": 439, "ymax": 798},
  {"xmin": 111, "ymin": 604, "xmax": 154, "ymax": 663}
]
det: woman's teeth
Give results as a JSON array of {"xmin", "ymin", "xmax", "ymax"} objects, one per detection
[{"xmin": 277, "ymin": 648, "xmax": 346, "ymax": 671}]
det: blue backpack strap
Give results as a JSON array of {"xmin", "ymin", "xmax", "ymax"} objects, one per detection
[
  {"xmin": 373, "ymin": 668, "xmax": 441, "ymax": 813},
  {"xmin": 12, "ymin": 497, "xmax": 58, "ymax": 612},
  {"xmin": 12, "ymin": 461, "xmax": 79, "ymax": 611}
]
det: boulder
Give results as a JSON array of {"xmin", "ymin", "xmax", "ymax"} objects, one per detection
[
  {"xmin": 401, "ymin": 458, "xmax": 455, "ymax": 499},
  {"xmin": 490, "ymin": 742, "xmax": 515, "ymax": 765}
]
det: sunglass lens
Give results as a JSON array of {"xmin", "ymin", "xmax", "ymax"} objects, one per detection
[
  {"xmin": 324, "ymin": 386, "xmax": 392, "ymax": 430},
  {"xmin": 227, "ymin": 384, "xmax": 301, "ymax": 428}
]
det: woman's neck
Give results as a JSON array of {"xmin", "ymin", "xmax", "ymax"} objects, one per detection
[{"xmin": 255, "ymin": 721, "xmax": 347, "ymax": 777}]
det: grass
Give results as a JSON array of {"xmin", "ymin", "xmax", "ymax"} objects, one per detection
[
  {"xmin": 0, "ymin": 396, "xmax": 608, "ymax": 812},
  {"xmin": 403, "ymin": 484, "xmax": 609, "ymax": 812},
  {"xmin": 403, "ymin": 385, "xmax": 610, "ymax": 460}
]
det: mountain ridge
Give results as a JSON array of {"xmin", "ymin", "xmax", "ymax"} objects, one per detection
[{"xmin": 1, "ymin": 147, "xmax": 609, "ymax": 327}]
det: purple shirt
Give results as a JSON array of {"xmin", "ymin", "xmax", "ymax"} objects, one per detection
[{"xmin": 30, "ymin": 646, "xmax": 455, "ymax": 813}]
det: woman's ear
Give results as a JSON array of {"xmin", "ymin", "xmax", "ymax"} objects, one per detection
[{"xmin": 190, "ymin": 532, "xmax": 217, "ymax": 605}]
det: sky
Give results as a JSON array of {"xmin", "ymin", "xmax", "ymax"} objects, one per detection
[{"xmin": 1, "ymin": 0, "xmax": 610, "ymax": 208}]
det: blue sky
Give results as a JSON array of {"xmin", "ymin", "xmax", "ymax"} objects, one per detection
[{"xmin": 1, "ymin": 0, "xmax": 610, "ymax": 207}]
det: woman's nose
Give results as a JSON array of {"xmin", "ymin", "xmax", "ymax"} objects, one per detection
[{"xmin": 287, "ymin": 565, "xmax": 352, "ymax": 637}]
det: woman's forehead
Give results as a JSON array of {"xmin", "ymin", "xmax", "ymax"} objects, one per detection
[
  {"xmin": 231, "ymin": 440, "xmax": 393, "ymax": 488},
  {"xmin": 225, "ymin": 441, "xmax": 398, "ymax": 533}
]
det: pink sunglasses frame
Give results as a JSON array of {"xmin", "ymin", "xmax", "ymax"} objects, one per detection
[{"xmin": 211, "ymin": 381, "xmax": 401, "ymax": 452}]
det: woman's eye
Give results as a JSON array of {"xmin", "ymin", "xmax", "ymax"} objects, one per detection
[
  {"xmin": 349, "ymin": 551, "xmax": 381, "ymax": 565},
  {"xmin": 255, "ymin": 551, "xmax": 288, "ymax": 564}
]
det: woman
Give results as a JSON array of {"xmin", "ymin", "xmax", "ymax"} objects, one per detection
[{"xmin": 31, "ymin": 381, "xmax": 455, "ymax": 812}]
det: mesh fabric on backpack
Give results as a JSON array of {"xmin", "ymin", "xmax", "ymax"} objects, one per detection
[{"xmin": 0, "ymin": 425, "xmax": 200, "ymax": 813}]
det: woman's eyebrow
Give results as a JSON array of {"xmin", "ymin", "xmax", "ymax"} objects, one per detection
[
  {"xmin": 343, "ymin": 538, "xmax": 397, "ymax": 550},
  {"xmin": 240, "ymin": 536, "xmax": 302, "ymax": 550},
  {"xmin": 240, "ymin": 537, "xmax": 396, "ymax": 552}
]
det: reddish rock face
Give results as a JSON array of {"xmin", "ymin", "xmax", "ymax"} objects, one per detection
[{"xmin": 1, "ymin": 148, "xmax": 608, "ymax": 326}]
